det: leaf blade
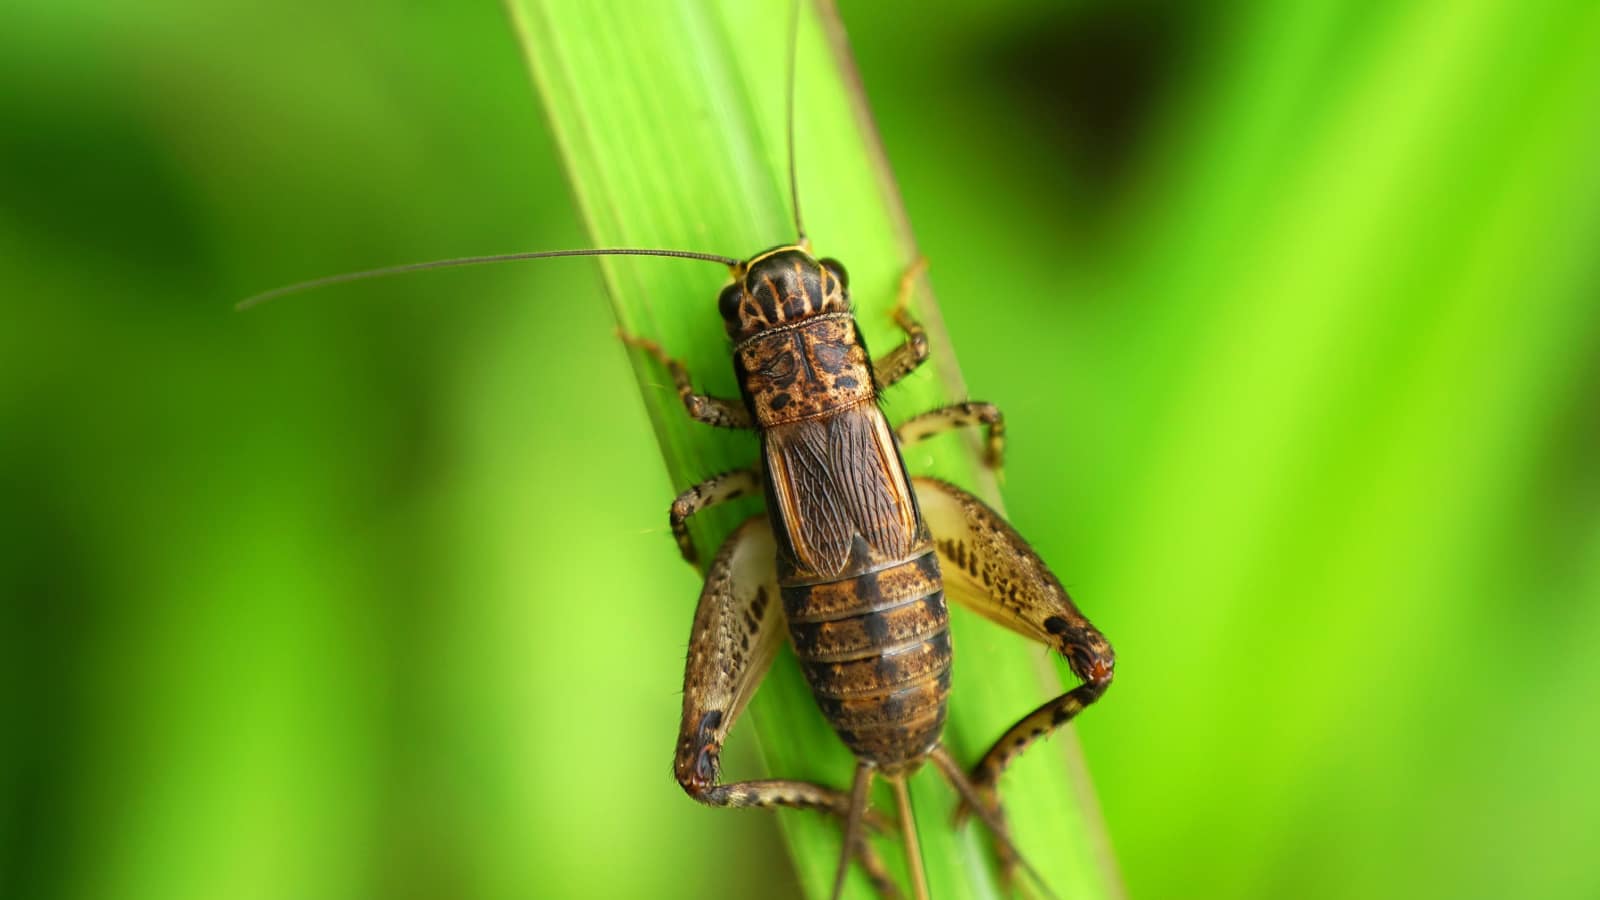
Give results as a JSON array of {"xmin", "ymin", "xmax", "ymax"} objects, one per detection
[{"xmin": 506, "ymin": 2, "xmax": 1120, "ymax": 896}]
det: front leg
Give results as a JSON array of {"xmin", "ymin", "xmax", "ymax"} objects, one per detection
[
  {"xmin": 896, "ymin": 401, "xmax": 1006, "ymax": 469},
  {"xmin": 872, "ymin": 258, "xmax": 931, "ymax": 390},
  {"xmin": 621, "ymin": 331, "xmax": 752, "ymax": 429}
]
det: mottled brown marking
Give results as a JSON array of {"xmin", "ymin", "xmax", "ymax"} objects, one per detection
[
  {"xmin": 666, "ymin": 247, "xmax": 1112, "ymax": 896},
  {"xmin": 784, "ymin": 553, "xmax": 942, "ymax": 623},
  {"xmin": 788, "ymin": 593, "xmax": 946, "ymax": 661},
  {"xmin": 802, "ymin": 630, "xmax": 952, "ymax": 698},
  {"xmin": 781, "ymin": 549, "xmax": 951, "ymax": 772},
  {"xmin": 737, "ymin": 314, "xmax": 873, "ymax": 427}
]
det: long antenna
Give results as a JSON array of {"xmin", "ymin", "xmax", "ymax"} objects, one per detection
[
  {"xmin": 236, "ymin": 247, "xmax": 741, "ymax": 311},
  {"xmin": 785, "ymin": 0, "xmax": 807, "ymax": 246}
]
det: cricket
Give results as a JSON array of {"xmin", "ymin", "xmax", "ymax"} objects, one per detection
[{"xmin": 238, "ymin": 4, "xmax": 1114, "ymax": 898}]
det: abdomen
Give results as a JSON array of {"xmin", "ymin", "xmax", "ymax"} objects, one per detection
[{"xmin": 781, "ymin": 549, "xmax": 951, "ymax": 773}]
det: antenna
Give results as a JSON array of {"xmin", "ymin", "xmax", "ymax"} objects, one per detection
[
  {"xmin": 785, "ymin": 0, "xmax": 807, "ymax": 247},
  {"xmin": 236, "ymin": 247, "xmax": 741, "ymax": 311}
]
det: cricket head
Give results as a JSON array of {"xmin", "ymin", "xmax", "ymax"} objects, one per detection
[{"xmin": 719, "ymin": 245, "xmax": 850, "ymax": 341}]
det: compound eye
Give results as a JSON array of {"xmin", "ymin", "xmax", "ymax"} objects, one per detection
[
  {"xmin": 718, "ymin": 283, "xmax": 743, "ymax": 321},
  {"xmin": 819, "ymin": 257, "xmax": 849, "ymax": 290}
]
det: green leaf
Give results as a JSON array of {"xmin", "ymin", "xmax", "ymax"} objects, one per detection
[{"xmin": 506, "ymin": 1, "xmax": 1121, "ymax": 896}]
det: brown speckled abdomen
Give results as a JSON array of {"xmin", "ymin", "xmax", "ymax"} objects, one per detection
[{"xmin": 782, "ymin": 548, "xmax": 951, "ymax": 773}]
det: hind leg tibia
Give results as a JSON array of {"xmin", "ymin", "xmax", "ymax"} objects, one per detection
[
  {"xmin": 914, "ymin": 477, "xmax": 1114, "ymax": 887},
  {"xmin": 676, "ymin": 516, "xmax": 898, "ymax": 896}
]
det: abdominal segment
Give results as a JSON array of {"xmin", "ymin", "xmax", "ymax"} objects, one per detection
[{"xmin": 782, "ymin": 549, "xmax": 951, "ymax": 773}]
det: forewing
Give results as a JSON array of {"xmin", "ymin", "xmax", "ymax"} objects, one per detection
[{"xmin": 765, "ymin": 408, "xmax": 918, "ymax": 578}]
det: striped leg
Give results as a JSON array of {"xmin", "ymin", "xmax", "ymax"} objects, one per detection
[
  {"xmin": 914, "ymin": 478, "xmax": 1115, "ymax": 888},
  {"xmin": 676, "ymin": 516, "xmax": 899, "ymax": 897},
  {"xmin": 621, "ymin": 331, "xmax": 753, "ymax": 429},
  {"xmin": 669, "ymin": 468, "xmax": 760, "ymax": 566},
  {"xmin": 873, "ymin": 258, "xmax": 930, "ymax": 390},
  {"xmin": 896, "ymin": 401, "xmax": 1006, "ymax": 469}
]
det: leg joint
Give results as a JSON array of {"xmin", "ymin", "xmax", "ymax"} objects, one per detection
[
  {"xmin": 906, "ymin": 329, "xmax": 929, "ymax": 362},
  {"xmin": 674, "ymin": 718, "xmax": 724, "ymax": 800},
  {"xmin": 670, "ymin": 494, "xmax": 695, "ymax": 523}
]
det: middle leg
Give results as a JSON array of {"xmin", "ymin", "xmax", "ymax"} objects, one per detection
[
  {"xmin": 669, "ymin": 468, "xmax": 760, "ymax": 566},
  {"xmin": 896, "ymin": 401, "xmax": 1006, "ymax": 469}
]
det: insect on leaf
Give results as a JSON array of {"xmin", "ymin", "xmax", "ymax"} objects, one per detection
[{"xmin": 506, "ymin": 1, "xmax": 1123, "ymax": 896}]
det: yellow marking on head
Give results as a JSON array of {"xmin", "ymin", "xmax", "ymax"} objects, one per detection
[
  {"xmin": 738, "ymin": 295, "xmax": 762, "ymax": 328},
  {"xmin": 793, "ymin": 259, "xmax": 813, "ymax": 316},
  {"xmin": 760, "ymin": 274, "xmax": 784, "ymax": 322},
  {"xmin": 744, "ymin": 244, "xmax": 808, "ymax": 269}
]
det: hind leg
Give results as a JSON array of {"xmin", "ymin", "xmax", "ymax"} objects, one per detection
[
  {"xmin": 914, "ymin": 478, "xmax": 1115, "ymax": 889},
  {"xmin": 677, "ymin": 515, "xmax": 899, "ymax": 897}
]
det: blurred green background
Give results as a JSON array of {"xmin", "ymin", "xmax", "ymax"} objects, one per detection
[{"xmin": 4, "ymin": 1, "xmax": 1599, "ymax": 899}]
